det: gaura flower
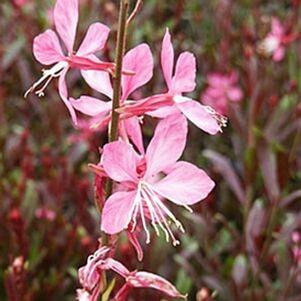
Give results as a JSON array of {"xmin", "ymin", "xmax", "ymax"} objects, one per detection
[
  {"xmin": 77, "ymin": 247, "xmax": 186, "ymax": 301},
  {"xmin": 100, "ymin": 114, "xmax": 215, "ymax": 246},
  {"xmin": 258, "ymin": 17, "xmax": 297, "ymax": 62},
  {"xmin": 202, "ymin": 71, "xmax": 243, "ymax": 115},
  {"xmin": 25, "ymin": 0, "xmax": 116, "ymax": 124},
  {"xmin": 70, "ymin": 43, "xmax": 153, "ymax": 153},
  {"xmin": 292, "ymin": 231, "xmax": 301, "ymax": 265},
  {"xmin": 119, "ymin": 28, "xmax": 227, "ymax": 135},
  {"xmin": 113, "ymin": 271, "xmax": 187, "ymax": 301}
]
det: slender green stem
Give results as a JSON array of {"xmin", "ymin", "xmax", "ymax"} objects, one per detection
[
  {"xmin": 109, "ymin": 0, "xmax": 130, "ymax": 143},
  {"xmin": 106, "ymin": 0, "xmax": 130, "ymax": 197}
]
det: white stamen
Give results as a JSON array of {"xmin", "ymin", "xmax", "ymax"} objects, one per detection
[
  {"xmin": 140, "ymin": 190, "xmax": 160, "ymax": 236},
  {"xmin": 204, "ymin": 106, "xmax": 228, "ymax": 130},
  {"xmin": 143, "ymin": 183, "xmax": 181, "ymax": 246},
  {"xmin": 183, "ymin": 204, "xmax": 193, "ymax": 213},
  {"xmin": 139, "ymin": 197, "xmax": 151, "ymax": 244},
  {"xmin": 130, "ymin": 190, "xmax": 141, "ymax": 232},
  {"xmin": 24, "ymin": 61, "xmax": 68, "ymax": 98},
  {"xmin": 129, "ymin": 180, "xmax": 185, "ymax": 247},
  {"xmin": 145, "ymin": 184, "xmax": 185, "ymax": 233}
]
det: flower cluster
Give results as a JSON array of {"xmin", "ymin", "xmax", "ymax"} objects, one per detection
[
  {"xmin": 201, "ymin": 71, "xmax": 243, "ymax": 116},
  {"xmin": 258, "ymin": 17, "xmax": 298, "ymax": 62},
  {"xmin": 26, "ymin": 0, "xmax": 227, "ymax": 299}
]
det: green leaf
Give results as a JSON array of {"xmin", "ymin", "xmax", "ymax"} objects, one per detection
[{"xmin": 101, "ymin": 278, "xmax": 116, "ymax": 301}]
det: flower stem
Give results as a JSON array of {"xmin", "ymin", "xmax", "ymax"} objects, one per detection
[{"xmin": 106, "ymin": 0, "xmax": 130, "ymax": 197}]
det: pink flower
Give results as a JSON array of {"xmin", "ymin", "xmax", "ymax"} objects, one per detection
[
  {"xmin": 258, "ymin": 17, "xmax": 295, "ymax": 62},
  {"xmin": 77, "ymin": 246, "xmax": 111, "ymax": 301},
  {"xmin": 202, "ymin": 72, "xmax": 243, "ymax": 115},
  {"xmin": 70, "ymin": 43, "xmax": 153, "ymax": 153},
  {"xmin": 120, "ymin": 29, "xmax": 227, "ymax": 135},
  {"xmin": 25, "ymin": 0, "xmax": 114, "ymax": 125},
  {"xmin": 100, "ymin": 114, "xmax": 215, "ymax": 246},
  {"xmin": 114, "ymin": 271, "xmax": 187, "ymax": 301},
  {"xmin": 12, "ymin": 0, "xmax": 28, "ymax": 7},
  {"xmin": 35, "ymin": 207, "xmax": 56, "ymax": 221},
  {"xmin": 292, "ymin": 231, "xmax": 301, "ymax": 265},
  {"xmin": 77, "ymin": 247, "xmax": 186, "ymax": 301}
]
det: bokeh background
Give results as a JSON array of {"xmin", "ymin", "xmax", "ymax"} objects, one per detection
[{"xmin": 1, "ymin": 0, "xmax": 301, "ymax": 300}]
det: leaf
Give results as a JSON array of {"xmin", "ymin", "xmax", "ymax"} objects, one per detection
[
  {"xmin": 246, "ymin": 199, "xmax": 266, "ymax": 256},
  {"xmin": 257, "ymin": 142, "xmax": 280, "ymax": 202},
  {"xmin": 203, "ymin": 150, "xmax": 245, "ymax": 204},
  {"xmin": 101, "ymin": 278, "xmax": 116, "ymax": 301},
  {"xmin": 21, "ymin": 180, "xmax": 38, "ymax": 224}
]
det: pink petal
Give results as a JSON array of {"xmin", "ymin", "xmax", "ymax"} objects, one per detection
[
  {"xmin": 127, "ymin": 271, "xmax": 186, "ymax": 299},
  {"xmin": 176, "ymin": 97, "xmax": 222, "ymax": 135},
  {"xmin": 123, "ymin": 117, "xmax": 145, "ymax": 155},
  {"xmin": 273, "ymin": 46, "xmax": 285, "ymax": 62},
  {"xmin": 81, "ymin": 67, "xmax": 113, "ymax": 98},
  {"xmin": 69, "ymin": 96, "xmax": 111, "ymax": 117},
  {"xmin": 58, "ymin": 68, "xmax": 78, "ymax": 125},
  {"xmin": 33, "ymin": 30, "xmax": 64, "ymax": 65},
  {"xmin": 120, "ymin": 94, "xmax": 174, "ymax": 117},
  {"xmin": 271, "ymin": 17, "xmax": 284, "ymax": 37},
  {"xmin": 121, "ymin": 44, "xmax": 153, "ymax": 100},
  {"xmin": 227, "ymin": 87, "xmax": 243, "ymax": 102},
  {"xmin": 101, "ymin": 191, "xmax": 137, "ymax": 234},
  {"xmin": 102, "ymin": 141, "xmax": 139, "ymax": 183},
  {"xmin": 77, "ymin": 22, "xmax": 110, "ymax": 56},
  {"xmin": 127, "ymin": 230, "xmax": 144, "ymax": 261},
  {"xmin": 172, "ymin": 52, "xmax": 196, "ymax": 93},
  {"xmin": 207, "ymin": 73, "xmax": 225, "ymax": 86},
  {"xmin": 145, "ymin": 114, "xmax": 187, "ymax": 177},
  {"xmin": 153, "ymin": 161, "xmax": 215, "ymax": 205},
  {"xmin": 161, "ymin": 29, "xmax": 174, "ymax": 90},
  {"xmin": 147, "ymin": 105, "xmax": 180, "ymax": 118},
  {"xmin": 103, "ymin": 258, "xmax": 130, "ymax": 278},
  {"xmin": 54, "ymin": 0, "xmax": 78, "ymax": 53}
]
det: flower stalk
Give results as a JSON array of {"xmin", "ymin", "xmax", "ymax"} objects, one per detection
[{"xmin": 106, "ymin": 0, "xmax": 130, "ymax": 197}]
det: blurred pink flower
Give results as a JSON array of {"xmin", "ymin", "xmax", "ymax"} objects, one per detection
[
  {"xmin": 12, "ymin": 0, "xmax": 28, "ymax": 7},
  {"xmin": 25, "ymin": 0, "xmax": 114, "ymax": 125},
  {"xmin": 292, "ymin": 231, "xmax": 301, "ymax": 265},
  {"xmin": 77, "ymin": 247, "xmax": 186, "ymax": 301},
  {"xmin": 100, "ymin": 114, "xmax": 215, "ymax": 246},
  {"xmin": 202, "ymin": 72, "xmax": 243, "ymax": 115},
  {"xmin": 35, "ymin": 207, "xmax": 56, "ymax": 221},
  {"xmin": 258, "ymin": 17, "xmax": 296, "ymax": 62},
  {"xmin": 70, "ymin": 43, "xmax": 153, "ymax": 153},
  {"xmin": 120, "ymin": 29, "xmax": 227, "ymax": 135}
]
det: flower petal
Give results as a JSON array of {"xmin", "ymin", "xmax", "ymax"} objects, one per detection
[
  {"xmin": 176, "ymin": 97, "xmax": 222, "ymax": 135},
  {"xmin": 54, "ymin": 0, "xmax": 78, "ymax": 53},
  {"xmin": 58, "ymin": 68, "xmax": 78, "ymax": 125},
  {"xmin": 145, "ymin": 114, "xmax": 187, "ymax": 177},
  {"xmin": 271, "ymin": 17, "xmax": 284, "ymax": 36},
  {"xmin": 227, "ymin": 87, "xmax": 243, "ymax": 102},
  {"xmin": 77, "ymin": 22, "xmax": 110, "ymax": 56},
  {"xmin": 273, "ymin": 46, "xmax": 285, "ymax": 62},
  {"xmin": 153, "ymin": 161, "xmax": 215, "ymax": 205},
  {"xmin": 121, "ymin": 44, "xmax": 153, "ymax": 100},
  {"xmin": 101, "ymin": 191, "xmax": 137, "ymax": 234},
  {"xmin": 102, "ymin": 141, "xmax": 139, "ymax": 182},
  {"xmin": 70, "ymin": 96, "xmax": 111, "ymax": 117},
  {"xmin": 127, "ymin": 271, "xmax": 186, "ymax": 299},
  {"xmin": 161, "ymin": 29, "xmax": 174, "ymax": 90},
  {"xmin": 81, "ymin": 67, "xmax": 113, "ymax": 98},
  {"xmin": 172, "ymin": 52, "xmax": 196, "ymax": 93},
  {"xmin": 33, "ymin": 30, "xmax": 64, "ymax": 65},
  {"xmin": 123, "ymin": 117, "xmax": 145, "ymax": 155}
]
